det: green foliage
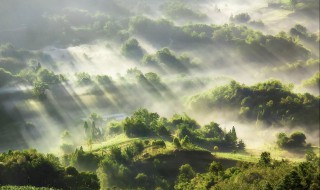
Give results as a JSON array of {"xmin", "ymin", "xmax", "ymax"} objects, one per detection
[
  {"xmin": 189, "ymin": 80, "xmax": 320, "ymax": 128},
  {"xmin": 121, "ymin": 38, "xmax": 145, "ymax": 61},
  {"xmin": 70, "ymin": 147, "xmax": 100, "ymax": 172},
  {"xmin": 123, "ymin": 109, "xmax": 170, "ymax": 137},
  {"xmin": 152, "ymin": 140, "xmax": 166, "ymax": 149},
  {"xmin": 142, "ymin": 48, "xmax": 197, "ymax": 73},
  {"xmin": 135, "ymin": 173, "xmax": 148, "ymax": 185},
  {"xmin": 276, "ymin": 131, "xmax": 309, "ymax": 150},
  {"xmin": 174, "ymin": 164, "xmax": 196, "ymax": 190},
  {"xmin": 174, "ymin": 120, "xmax": 241, "ymax": 150},
  {"xmin": 186, "ymin": 151, "xmax": 320, "ymax": 190},
  {"xmin": 36, "ymin": 68, "xmax": 61, "ymax": 85},
  {"xmin": 32, "ymin": 80, "xmax": 49, "ymax": 99},
  {"xmin": 97, "ymin": 141, "xmax": 146, "ymax": 189},
  {"xmin": 96, "ymin": 75, "xmax": 113, "ymax": 86},
  {"xmin": 0, "ymin": 149, "xmax": 99, "ymax": 189},
  {"xmin": 75, "ymin": 72, "xmax": 92, "ymax": 85},
  {"xmin": 203, "ymin": 122, "xmax": 224, "ymax": 139},
  {"xmin": 258, "ymin": 152, "xmax": 271, "ymax": 166},
  {"xmin": 180, "ymin": 135, "xmax": 191, "ymax": 147},
  {"xmin": 208, "ymin": 161, "xmax": 223, "ymax": 174},
  {"xmin": 173, "ymin": 137, "xmax": 182, "ymax": 149},
  {"xmin": 230, "ymin": 13, "xmax": 251, "ymax": 23},
  {"xmin": 161, "ymin": 1, "xmax": 207, "ymax": 21},
  {"xmin": 107, "ymin": 121, "xmax": 123, "ymax": 136}
]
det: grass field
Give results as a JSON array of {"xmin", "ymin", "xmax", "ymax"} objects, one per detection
[
  {"xmin": 84, "ymin": 134, "xmax": 145, "ymax": 152},
  {"xmin": 214, "ymin": 152, "xmax": 259, "ymax": 163}
]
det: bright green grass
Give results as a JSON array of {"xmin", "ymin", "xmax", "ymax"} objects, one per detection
[
  {"xmin": 214, "ymin": 152, "xmax": 259, "ymax": 163},
  {"xmin": 86, "ymin": 134, "xmax": 145, "ymax": 152}
]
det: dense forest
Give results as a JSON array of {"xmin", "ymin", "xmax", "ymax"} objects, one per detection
[{"xmin": 0, "ymin": 0, "xmax": 319, "ymax": 189}]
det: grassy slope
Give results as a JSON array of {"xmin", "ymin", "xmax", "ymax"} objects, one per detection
[{"xmin": 81, "ymin": 134, "xmax": 318, "ymax": 166}]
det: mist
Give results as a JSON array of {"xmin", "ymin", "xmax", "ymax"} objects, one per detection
[{"xmin": 0, "ymin": 0, "xmax": 319, "ymax": 155}]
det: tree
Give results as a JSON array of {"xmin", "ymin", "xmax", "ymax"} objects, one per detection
[
  {"xmin": 278, "ymin": 171, "xmax": 303, "ymax": 189},
  {"xmin": 181, "ymin": 135, "xmax": 191, "ymax": 147},
  {"xmin": 290, "ymin": 132, "xmax": 306, "ymax": 146},
  {"xmin": 203, "ymin": 122, "xmax": 224, "ymax": 139},
  {"xmin": 32, "ymin": 80, "xmax": 49, "ymax": 99},
  {"xmin": 175, "ymin": 164, "xmax": 196, "ymax": 190},
  {"xmin": 173, "ymin": 137, "xmax": 181, "ymax": 149},
  {"xmin": 305, "ymin": 149, "xmax": 316, "ymax": 162},
  {"xmin": 75, "ymin": 72, "xmax": 92, "ymax": 85},
  {"xmin": 121, "ymin": 38, "xmax": 144, "ymax": 60},
  {"xmin": 209, "ymin": 161, "xmax": 223, "ymax": 174},
  {"xmin": 231, "ymin": 126, "xmax": 237, "ymax": 141},
  {"xmin": 259, "ymin": 152, "xmax": 271, "ymax": 166},
  {"xmin": 277, "ymin": 131, "xmax": 307, "ymax": 149},
  {"xmin": 37, "ymin": 68, "xmax": 60, "ymax": 84},
  {"xmin": 178, "ymin": 164, "xmax": 195, "ymax": 180},
  {"xmin": 237, "ymin": 139, "xmax": 245, "ymax": 150}
]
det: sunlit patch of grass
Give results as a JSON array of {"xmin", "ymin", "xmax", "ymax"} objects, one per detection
[
  {"xmin": 214, "ymin": 151, "xmax": 259, "ymax": 163},
  {"xmin": 85, "ymin": 134, "xmax": 142, "ymax": 152}
]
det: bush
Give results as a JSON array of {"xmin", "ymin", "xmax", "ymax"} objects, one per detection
[
  {"xmin": 152, "ymin": 140, "xmax": 166, "ymax": 148},
  {"xmin": 277, "ymin": 131, "xmax": 308, "ymax": 149}
]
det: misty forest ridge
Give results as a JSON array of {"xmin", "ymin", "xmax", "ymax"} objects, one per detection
[{"xmin": 0, "ymin": 0, "xmax": 319, "ymax": 190}]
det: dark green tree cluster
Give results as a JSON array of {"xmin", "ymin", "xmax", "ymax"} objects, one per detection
[
  {"xmin": 277, "ymin": 131, "xmax": 310, "ymax": 150},
  {"xmin": 175, "ymin": 120, "xmax": 244, "ymax": 150},
  {"xmin": 189, "ymin": 80, "xmax": 320, "ymax": 129},
  {"xmin": 70, "ymin": 147, "xmax": 100, "ymax": 172},
  {"xmin": 121, "ymin": 38, "xmax": 145, "ymax": 61},
  {"xmin": 75, "ymin": 72, "xmax": 93, "ymax": 85},
  {"xmin": 122, "ymin": 109, "xmax": 245, "ymax": 151},
  {"xmin": 130, "ymin": 16, "xmax": 311, "ymax": 62},
  {"xmin": 0, "ymin": 149, "xmax": 99, "ymax": 190},
  {"xmin": 290, "ymin": 24, "xmax": 318, "ymax": 44},
  {"xmin": 123, "ymin": 108, "xmax": 170, "ymax": 137},
  {"xmin": 142, "ymin": 48, "xmax": 196, "ymax": 73}
]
